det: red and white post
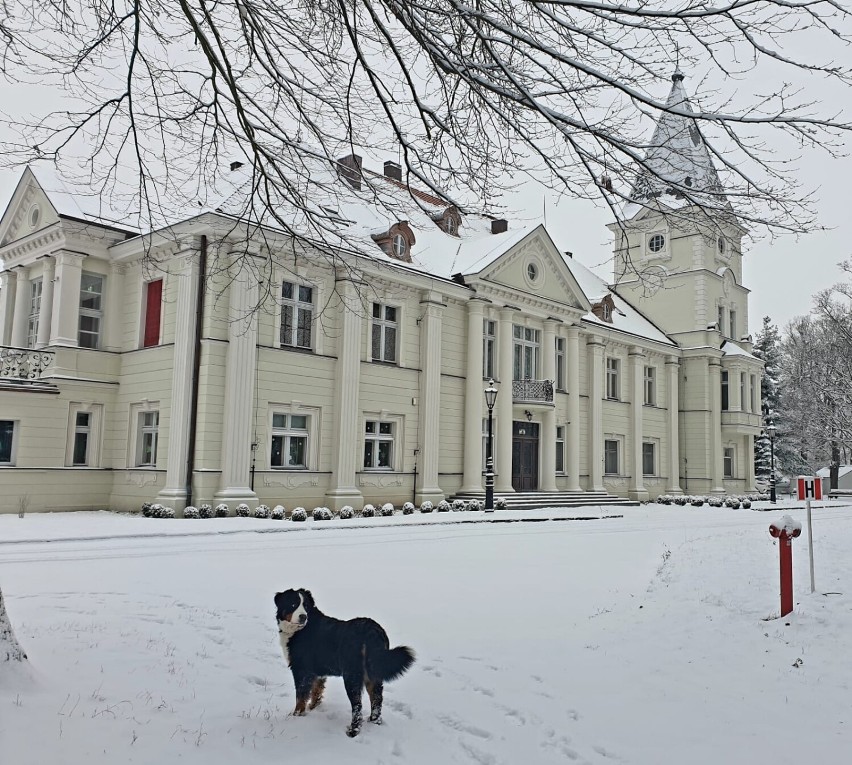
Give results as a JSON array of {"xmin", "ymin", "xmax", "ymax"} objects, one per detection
[
  {"xmin": 769, "ymin": 516, "xmax": 802, "ymax": 617},
  {"xmin": 797, "ymin": 476, "xmax": 820, "ymax": 593}
]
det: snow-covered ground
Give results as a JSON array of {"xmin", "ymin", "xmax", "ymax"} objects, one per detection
[{"xmin": 2, "ymin": 502, "xmax": 851, "ymax": 764}]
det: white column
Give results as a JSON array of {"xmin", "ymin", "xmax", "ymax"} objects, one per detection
[
  {"xmin": 35, "ymin": 257, "xmax": 55, "ymax": 348},
  {"xmin": 325, "ymin": 280, "xmax": 364, "ymax": 510},
  {"xmin": 158, "ymin": 252, "xmax": 200, "ymax": 511},
  {"xmin": 104, "ymin": 262, "xmax": 126, "ymax": 351},
  {"xmin": 50, "ymin": 251, "xmax": 85, "ymax": 347},
  {"xmin": 666, "ymin": 356, "xmax": 683, "ymax": 493},
  {"xmin": 215, "ymin": 261, "xmax": 260, "ymax": 505},
  {"xmin": 745, "ymin": 433, "xmax": 755, "ymax": 491},
  {"xmin": 540, "ymin": 320, "xmax": 558, "ymax": 492},
  {"xmin": 566, "ymin": 326, "xmax": 582, "ymax": 491},
  {"xmin": 461, "ymin": 299, "xmax": 486, "ymax": 493},
  {"xmin": 0, "ymin": 271, "xmax": 17, "ymax": 346},
  {"xmin": 588, "ymin": 336, "xmax": 605, "ymax": 492},
  {"xmin": 416, "ymin": 291, "xmax": 445, "ymax": 505},
  {"xmin": 709, "ymin": 358, "xmax": 725, "ymax": 494},
  {"xmin": 629, "ymin": 347, "xmax": 648, "ymax": 501},
  {"xmin": 495, "ymin": 306, "xmax": 516, "ymax": 493},
  {"xmin": 10, "ymin": 268, "xmax": 30, "ymax": 347}
]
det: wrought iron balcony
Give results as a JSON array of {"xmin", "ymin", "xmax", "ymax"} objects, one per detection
[
  {"xmin": 512, "ymin": 378, "xmax": 554, "ymax": 404},
  {"xmin": 0, "ymin": 345, "xmax": 55, "ymax": 380}
]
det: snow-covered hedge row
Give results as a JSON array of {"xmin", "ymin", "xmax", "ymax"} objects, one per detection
[{"xmin": 654, "ymin": 493, "xmax": 764, "ymax": 509}]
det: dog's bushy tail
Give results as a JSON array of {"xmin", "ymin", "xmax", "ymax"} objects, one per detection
[{"xmin": 373, "ymin": 645, "xmax": 416, "ymax": 682}]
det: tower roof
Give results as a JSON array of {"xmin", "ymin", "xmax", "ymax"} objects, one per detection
[{"xmin": 628, "ymin": 73, "xmax": 727, "ymax": 211}]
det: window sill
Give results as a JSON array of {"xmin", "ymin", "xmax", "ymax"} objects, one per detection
[
  {"xmin": 279, "ymin": 345, "xmax": 315, "ymax": 354},
  {"xmin": 270, "ymin": 466, "xmax": 309, "ymax": 471},
  {"xmin": 371, "ymin": 360, "xmax": 399, "ymax": 367}
]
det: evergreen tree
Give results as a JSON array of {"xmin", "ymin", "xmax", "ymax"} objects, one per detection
[{"xmin": 752, "ymin": 316, "xmax": 782, "ymax": 480}]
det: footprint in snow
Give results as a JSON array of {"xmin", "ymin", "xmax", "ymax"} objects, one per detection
[
  {"xmin": 386, "ymin": 700, "xmax": 413, "ymax": 719},
  {"xmin": 437, "ymin": 714, "xmax": 492, "ymax": 740}
]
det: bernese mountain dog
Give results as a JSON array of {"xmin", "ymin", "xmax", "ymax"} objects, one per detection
[{"xmin": 274, "ymin": 588, "xmax": 415, "ymax": 737}]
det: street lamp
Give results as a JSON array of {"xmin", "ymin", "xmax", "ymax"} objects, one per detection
[
  {"xmin": 484, "ymin": 379, "xmax": 498, "ymax": 512},
  {"xmin": 766, "ymin": 422, "xmax": 777, "ymax": 504}
]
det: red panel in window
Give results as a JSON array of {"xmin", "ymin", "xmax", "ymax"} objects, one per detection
[{"xmin": 143, "ymin": 279, "xmax": 163, "ymax": 348}]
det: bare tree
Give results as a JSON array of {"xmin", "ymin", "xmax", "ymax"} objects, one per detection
[
  {"xmin": 1, "ymin": 585, "xmax": 27, "ymax": 663},
  {"xmin": 0, "ymin": 0, "xmax": 849, "ymax": 265}
]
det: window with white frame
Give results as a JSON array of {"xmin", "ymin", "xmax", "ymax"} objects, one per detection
[
  {"xmin": 270, "ymin": 413, "xmax": 310, "ymax": 469},
  {"xmin": 0, "ymin": 420, "xmax": 17, "ymax": 465},
  {"xmin": 606, "ymin": 357, "xmax": 620, "ymax": 400},
  {"xmin": 280, "ymin": 281, "xmax": 314, "ymax": 350},
  {"xmin": 79, "ymin": 273, "xmax": 105, "ymax": 349},
  {"xmin": 556, "ymin": 426, "xmax": 566, "ymax": 474},
  {"xmin": 724, "ymin": 447, "xmax": 735, "ymax": 478},
  {"xmin": 512, "ymin": 325, "xmax": 540, "ymax": 380},
  {"xmin": 555, "ymin": 338, "xmax": 566, "ymax": 391},
  {"xmin": 642, "ymin": 442, "xmax": 656, "ymax": 476},
  {"xmin": 721, "ymin": 370, "xmax": 729, "ymax": 411},
  {"xmin": 644, "ymin": 365, "xmax": 656, "ymax": 406},
  {"xmin": 136, "ymin": 410, "xmax": 159, "ymax": 467},
  {"xmin": 27, "ymin": 278, "xmax": 42, "ymax": 348},
  {"xmin": 739, "ymin": 373, "xmax": 745, "ymax": 412},
  {"xmin": 717, "ymin": 304, "xmax": 725, "ymax": 334},
  {"xmin": 371, "ymin": 303, "xmax": 398, "ymax": 363},
  {"xmin": 729, "ymin": 309, "xmax": 737, "ymax": 340},
  {"xmin": 604, "ymin": 439, "xmax": 620, "ymax": 475},
  {"xmin": 751, "ymin": 374, "xmax": 759, "ymax": 413},
  {"xmin": 364, "ymin": 420, "xmax": 395, "ymax": 469},
  {"xmin": 72, "ymin": 411, "xmax": 92, "ymax": 466},
  {"xmin": 483, "ymin": 319, "xmax": 496, "ymax": 379}
]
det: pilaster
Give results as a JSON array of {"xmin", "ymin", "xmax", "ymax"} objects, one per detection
[
  {"xmin": 709, "ymin": 358, "xmax": 725, "ymax": 494},
  {"xmin": 588, "ymin": 335, "xmax": 605, "ymax": 492},
  {"xmin": 0, "ymin": 271, "xmax": 17, "ymax": 346},
  {"xmin": 35, "ymin": 257, "xmax": 55, "ymax": 348},
  {"xmin": 461, "ymin": 298, "xmax": 486, "ymax": 493},
  {"xmin": 496, "ymin": 306, "xmax": 517, "ymax": 493},
  {"xmin": 11, "ymin": 268, "xmax": 30, "ymax": 348},
  {"xmin": 104, "ymin": 262, "xmax": 126, "ymax": 351},
  {"xmin": 540, "ymin": 320, "xmax": 558, "ymax": 492},
  {"xmin": 629, "ymin": 346, "xmax": 648, "ymax": 501},
  {"xmin": 415, "ymin": 291, "xmax": 445, "ymax": 505},
  {"xmin": 325, "ymin": 280, "xmax": 364, "ymax": 510},
  {"xmin": 666, "ymin": 356, "xmax": 683, "ymax": 493},
  {"xmin": 50, "ymin": 251, "xmax": 85, "ymax": 347},
  {"xmin": 215, "ymin": 261, "xmax": 260, "ymax": 505},
  {"xmin": 158, "ymin": 252, "xmax": 200, "ymax": 510},
  {"xmin": 566, "ymin": 326, "xmax": 581, "ymax": 491}
]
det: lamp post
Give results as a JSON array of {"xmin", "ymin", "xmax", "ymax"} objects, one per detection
[
  {"xmin": 766, "ymin": 422, "xmax": 777, "ymax": 504},
  {"xmin": 484, "ymin": 379, "xmax": 498, "ymax": 512}
]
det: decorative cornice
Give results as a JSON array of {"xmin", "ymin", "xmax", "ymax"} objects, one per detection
[{"xmin": 0, "ymin": 224, "xmax": 65, "ymax": 268}]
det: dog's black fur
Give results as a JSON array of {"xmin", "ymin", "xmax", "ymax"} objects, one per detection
[{"xmin": 274, "ymin": 588, "xmax": 415, "ymax": 737}]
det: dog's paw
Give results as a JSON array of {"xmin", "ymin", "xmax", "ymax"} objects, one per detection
[
  {"xmin": 346, "ymin": 726, "xmax": 361, "ymax": 738},
  {"xmin": 293, "ymin": 709, "xmax": 306, "ymax": 717},
  {"xmin": 369, "ymin": 716, "xmax": 383, "ymax": 725}
]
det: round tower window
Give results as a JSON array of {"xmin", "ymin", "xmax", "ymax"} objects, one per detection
[
  {"xmin": 29, "ymin": 205, "xmax": 40, "ymax": 229},
  {"xmin": 527, "ymin": 262, "xmax": 540, "ymax": 283},
  {"xmin": 648, "ymin": 233, "xmax": 666, "ymax": 253}
]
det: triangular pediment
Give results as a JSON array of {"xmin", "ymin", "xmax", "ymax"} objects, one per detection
[
  {"xmin": 471, "ymin": 225, "xmax": 593, "ymax": 313},
  {"xmin": 0, "ymin": 168, "xmax": 62, "ymax": 248}
]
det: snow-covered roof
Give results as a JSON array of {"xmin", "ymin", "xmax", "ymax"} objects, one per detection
[
  {"xmin": 722, "ymin": 341, "xmax": 759, "ymax": 360},
  {"xmin": 816, "ymin": 466, "xmax": 852, "ymax": 479},
  {"xmin": 624, "ymin": 73, "xmax": 728, "ymax": 219}
]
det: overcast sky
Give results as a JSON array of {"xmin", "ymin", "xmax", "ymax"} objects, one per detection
[{"xmin": 0, "ymin": 68, "xmax": 849, "ymax": 338}]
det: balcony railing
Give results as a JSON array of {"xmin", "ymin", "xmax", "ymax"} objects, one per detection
[
  {"xmin": 512, "ymin": 379, "xmax": 554, "ymax": 404},
  {"xmin": 0, "ymin": 346, "xmax": 55, "ymax": 380}
]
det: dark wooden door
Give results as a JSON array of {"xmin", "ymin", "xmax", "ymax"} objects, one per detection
[{"xmin": 512, "ymin": 421, "xmax": 539, "ymax": 492}]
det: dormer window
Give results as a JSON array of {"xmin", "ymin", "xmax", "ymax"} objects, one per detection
[
  {"xmin": 591, "ymin": 294, "xmax": 615, "ymax": 324},
  {"xmin": 372, "ymin": 221, "xmax": 416, "ymax": 263},
  {"xmin": 446, "ymin": 217, "xmax": 458, "ymax": 236},
  {"xmin": 392, "ymin": 234, "xmax": 407, "ymax": 259},
  {"xmin": 434, "ymin": 206, "xmax": 462, "ymax": 237}
]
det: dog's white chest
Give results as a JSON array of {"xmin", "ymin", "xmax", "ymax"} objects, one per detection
[{"xmin": 278, "ymin": 623, "xmax": 301, "ymax": 666}]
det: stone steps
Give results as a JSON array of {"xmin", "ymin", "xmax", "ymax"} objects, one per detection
[{"xmin": 450, "ymin": 490, "xmax": 639, "ymax": 510}]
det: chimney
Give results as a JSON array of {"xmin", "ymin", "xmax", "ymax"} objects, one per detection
[
  {"xmin": 384, "ymin": 161, "xmax": 402, "ymax": 182},
  {"xmin": 491, "ymin": 219, "xmax": 508, "ymax": 235},
  {"xmin": 337, "ymin": 153, "xmax": 363, "ymax": 190},
  {"xmin": 230, "ymin": 160, "xmax": 244, "ymax": 172}
]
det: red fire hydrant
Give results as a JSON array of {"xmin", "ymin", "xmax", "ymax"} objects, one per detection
[{"xmin": 769, "ymin": 515, "xmax": 802, "ymax": 617}]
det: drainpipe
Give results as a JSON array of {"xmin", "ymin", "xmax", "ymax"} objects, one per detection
[{"xmin": 185, "ymin": 235, "xmax": 207, "ymax": 508}]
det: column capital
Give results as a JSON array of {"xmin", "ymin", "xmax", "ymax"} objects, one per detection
[
  {"xmin": 665, "ymin": 355, "xmax": 680, "ymax": 367},
  {"xmin": 565, "ymin": 324, "xmax": 581, "ymax": 339},
  {"xmin": 587, "ymin": 335, "xmax": 605, "ymax": 349},
  {"xmin": 629, "ymin": 345, "xmax": 646, "ymax": 359},
  {"xmin": 499, "ymin": 305, "xmax": 520, "ymax": 319},
  {"xmin": 52, "ymin": 250, "xmax": 86, "ymax": 268},
  {"xmin": 466, "ymin": 297, "xmax": 487, "ymax": 315}
]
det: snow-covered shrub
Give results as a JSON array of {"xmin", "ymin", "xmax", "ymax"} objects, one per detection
[
  {"xmin": 758, "ymin": 493, "xmax": 770, "ymax": 502},
  {"xmin": 141, "ymin": 502, "xmax": 154, "ymax": 517},
  {"xmin": 214, "ymin": 503, "xmax": 229, "ymax": 518},
  {"xmin": 420, "ymin": 501, "xmax": 434, "ymax": 513},
  {"xmin": 291, "ymin": 507, "xmax": 307, "ymax": 522},
  {"xmin": 235, "ymin": 503, "xmax": 250, "ymax": 517},
  {"xmin": 254, "ymin": 504, "xmax": 271, "ymax": 519},
  {"xmin": 708, "ymin": 497, "xmax": 723, "ymax": 508},
  {"xmin": 741, "ymin": 499, "xmax": 752, "ymax": 509},
  {"xmin": 495, "ymin": 497, "xmax": 508, "ymax": 510},
  {"xmin": 467, "ymin": 499, "xmax": 482, "ymax": 512},
  {"xmin": 313, "ymin": 507, "xmax": 333, "ymax": 521},
  {"xmin": 437, "ymin": 500, "xmax": 451, "ymax": 512},
  {"xmin": 674, "ymin": 495, "xmax": 689, "ymax": 506},
  {"xmin": 148, "ymin": 503, "xmax": 164, "ymax": 518},
  {"xmin": 184, "ymin": 505, "xmax": 200, "ymax": 519},
  {"xmin": 198, "ymin": 504, "xmax": 213, "ymax": 519},
  {"xmin": 452, "ymin": 499, "xmax": 466, "ymax": 512},
  {"xmin": 655, "ymin": 495, "xmax": 669, "ymax": 505},
  {"xmin": 271, "ymin": 505, "xmax": 285, "ymax": 520},
  {"xmin": 725, "ymin": 497, "xmax": 741, "ymax": 509},
  {"xmin": 361, "ymin": 504, "xmax": 376, "ymax": 517},
  {"xmin": 690, "ymin": 496, "xmax": 705, "ymax": 507},
  {"xmin": 402, "ymin": 502, "xmax": 416, "ymax": 515},
  {"xmin": 338, "ymin": 505, "xmax": 355, "ymax": 519},
  {"xmin": 381, "ymin": 503, "xmax": 395, "ymax": 516},
  {"xmin": 155, "ymin": 506, "xmax": 175, "ymax": 519}
]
